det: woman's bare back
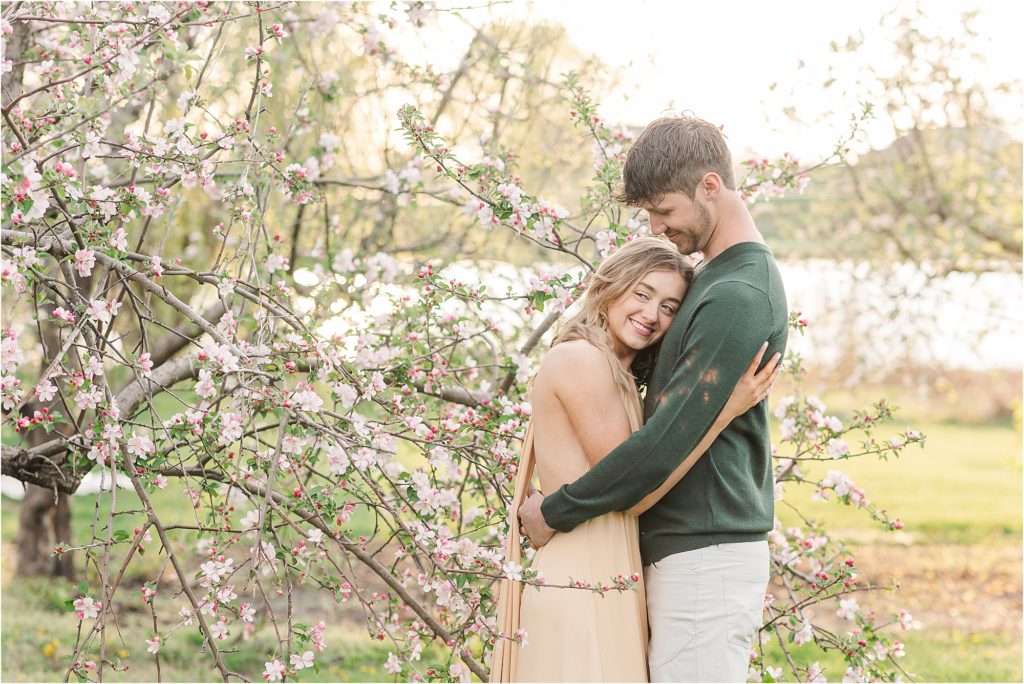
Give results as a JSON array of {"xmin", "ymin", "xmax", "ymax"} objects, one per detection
[{"xmin": 527, "ymin": 339, "xmax": 635, "ymax": 494}]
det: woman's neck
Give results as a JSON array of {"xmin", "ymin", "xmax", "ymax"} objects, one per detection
[{"xmin": 614, "ymin": 346, "xmax": 638, "ymax": 371}]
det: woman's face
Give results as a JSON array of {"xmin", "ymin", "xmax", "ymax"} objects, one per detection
[{"xmin": 604, "ymin": 269, "xmax": 686, "ymax": 360}]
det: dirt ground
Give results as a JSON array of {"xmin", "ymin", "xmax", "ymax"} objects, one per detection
[
  {"xmin": 273, "ymin": 540, "xmax": 1024, "ymax": 639},
  {"xmin": 798, "ymin": 542, "xmax": 1023, "ymax": 635},
  {"xmin": 4, "ymin": 539, "xmax": 1020, "ymax": 651}
]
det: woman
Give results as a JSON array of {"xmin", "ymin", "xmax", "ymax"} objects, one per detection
[{"xmin": 491, "ymin": 237, "xmax": 779, "ymax": 682}]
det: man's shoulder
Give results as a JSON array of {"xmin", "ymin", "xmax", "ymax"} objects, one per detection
[{"xmin": 700, "ymin": 277, "xmax": 772, "ymax": 305}]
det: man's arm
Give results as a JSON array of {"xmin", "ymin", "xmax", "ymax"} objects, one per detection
[
  {"xmin": 535, "ymin": 281, "xmax": 777, "ymax": 533},
  {"xmin": 626, "ymin": 343, "xmax": 780, "ymax": 515}
]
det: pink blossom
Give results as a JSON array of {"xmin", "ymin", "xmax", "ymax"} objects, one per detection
[
  {"xmin": 127, "ymin": 433, "xmax": 155, "ymax": 457},
  {"xmin": 138, "ymin": 352, "xmax": 153, "ymax": 377},
  {"xmin": 210, "ymin": 617, "xmax": 229, "ymax": 640},
  {"xmin": 384, "ymin": 653, "xmax": 402, "ymax": 675},
  {"xmin": 153, "ymin": 475, "xmax": 168, "ymax": 489},
  {"xmin": 73, "ymin": 596, "xmax": 102, "ymax": 620},
  {"xmin": 843, "ymin": 666, "xmax": 867, "ymax": 683},
  {"xmin": 898, "ymin": 609, "xmax": 921, "ymax": 630},
  {"xmin": 333, "ymin": 382, "xmax": 358, "ymax": 408},
  {"xmin": 449, "ymin": 662, "xmax": 470, "ymax": 683},
  {"xmin": 1, "ymin": 375, "xmax": 24, "ymax": 411},
  {"xmin": 101, "ymin": 421, "xmax": 123, "ymax": 443},
  {"xmin": 74, "ymin": 249, "xmax": 96, "ymax": 277},
  {"xmin": 108, "ymin": 227, "xmax": 128, "ymax": 251},
  {"xmin": 12, "ymin": 246, "xmax": 40, "ymax": 267},
  {"xmin": 836, "ymin": 597, "xmax": 858, "ymax": 620},
  {"xmin": 150, "ymin": 256, "xmax": 164, "ymax": 277},
  {"xmin": 219, "ymin": 412, "xmax": 244, "ymax": 444},
  {"xmin": 194, "ymin": 368, "xmax": 217, "ymax": 399},
  {"xmin": 86, "ymin": 298, "xmax": 120, "ymax": 324},
  {"xmin": 311, "ymin": 620, "xmax": 326, "ymax": 651},
  {"xmin": 502, "ymin": 561, "xmax": 523, "ymax": 581},
  {"xmin": 263, "ymin": 659, "xmax": 285, "ymax": 682},
  {"xmin": 292, "ymin": 386, "xmax": 323, "ymax": 413},
  {"xmin": 83, "ymin": 354, "xmax": 104, "ymax": 378},
  {"xmin": 35, "ymin": 377, "xmax": 58, "ymax": 402},
  {"xmin": 794, "ymin": 618, "xmax": 814, "ymax": 644},
  {"xmin": 52, "ymin": 307, "xmax": 76, "ymax": 324},
  {"xmin": 216, "ymin": 585, "xmax": 238, "ymax": 604},
  {"xmin": 146, "ymin": 636, "xmax": 161, "ymax": 654},
  {"xmin": 289, "ymin": 651, "xmax": 314, "ymax": 670},
  {"xmin": 265, "ymin": 253, "xmax": 288, "ymax": 273},
  {"xmin": 827, "ymin": 438, "xmax": 849, "ymax": 459}
]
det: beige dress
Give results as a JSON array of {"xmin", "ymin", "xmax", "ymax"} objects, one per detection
[{"xmin": 490, "ymin": 383, "xmax": 648, "ymax": 683}]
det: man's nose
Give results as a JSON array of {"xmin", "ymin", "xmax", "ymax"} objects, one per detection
[{"xmin": 647, "ymin": 213, "xmax": 664, "ymax": 234}]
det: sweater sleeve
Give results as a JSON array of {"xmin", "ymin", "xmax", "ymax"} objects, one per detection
[{"xmin": 540, "ymin": 280, "xmax": 776, "ymax": 532}]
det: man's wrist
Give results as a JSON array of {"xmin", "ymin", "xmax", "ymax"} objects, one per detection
[{"xmin": 539, "ymin": 490, "xmax": 568, "ymax": 533}]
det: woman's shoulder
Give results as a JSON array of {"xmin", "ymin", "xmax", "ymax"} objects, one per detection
[{"xmin": 537, "ymin": 339, "xmax": 614, "ymax": 382}]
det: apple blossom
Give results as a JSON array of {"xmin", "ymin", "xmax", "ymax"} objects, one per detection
[
  {"xmin": 263, "ymin": 659, "xmax": 285, "ymax": 682},
  {"xmin": 73, "ymin": 596, "xmax": 102, "ymax": 620}
]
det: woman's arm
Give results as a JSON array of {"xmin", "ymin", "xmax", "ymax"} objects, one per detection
[
  {"xmin": 541, "ymin": 340, "xmax": 633, "ymax": 469},
  {"xmin": 627, "ymin": 343, "xmax": 781, "ymax": 515}
]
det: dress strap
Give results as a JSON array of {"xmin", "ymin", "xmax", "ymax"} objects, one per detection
[{"xmin": 489, "ymin": 421, "xmax": 535, "ymax": 682}]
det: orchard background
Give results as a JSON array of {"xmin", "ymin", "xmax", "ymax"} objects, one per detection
[{"xmin": 1, "ymin": 1, "xmax": 1020, "ymax": 682}]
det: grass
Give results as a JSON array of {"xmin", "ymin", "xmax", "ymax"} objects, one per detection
[
  {"xmin": 3, "ymin": 415, "xmax": 1020, "ymax": 682},
  {"xmin": 773, "ymin": 420, "xmax": 1022, "ymax": 545},
  {"xmin": 760, "ymin": 628, "xmax": 1023, "ymax": 683},
  {"xmin": 0, "ymin": 576, "xmax": 392, "ymax": 683}
]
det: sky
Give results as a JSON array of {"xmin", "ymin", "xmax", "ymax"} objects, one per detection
[{"xmin": 428, "ymin": 0, "xmax": 1023, "ymax": 161}]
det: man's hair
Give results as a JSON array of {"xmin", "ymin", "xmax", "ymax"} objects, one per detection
[{"xmin": 616, "ymin": 114, "xmax": 736, "ymax": 206}]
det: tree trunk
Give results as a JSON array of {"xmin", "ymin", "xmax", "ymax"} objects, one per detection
[
  {"xmin": 16, "ymin": 483, "xmax": 74, "ymax": 579},
  {"xmin": 5, "ymin": 13, "xmax": 76, "ymax": 578}
]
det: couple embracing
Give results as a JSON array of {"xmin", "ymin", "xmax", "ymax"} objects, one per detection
[{"xmin": 491, "ymin": 115, "xmax": 789, "ymax": 683}]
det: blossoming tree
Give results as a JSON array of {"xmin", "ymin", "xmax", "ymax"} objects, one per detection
[{"xmin": 2, "ymin": 2, "xmax": 923, "ymax": 681}]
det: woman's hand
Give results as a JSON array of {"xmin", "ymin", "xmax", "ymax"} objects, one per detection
[{"xmin": 722, "ymin": 342, "xmax": 782, "ymax": 421}]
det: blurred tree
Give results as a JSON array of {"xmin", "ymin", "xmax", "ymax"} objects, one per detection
[
  {"xmin": 752, "ymin": 5, "xmax": 1021, "ymax": 386},
  {"xmin": 760, "ymin": 6, "xmax": 1021, "ymax": 271}
]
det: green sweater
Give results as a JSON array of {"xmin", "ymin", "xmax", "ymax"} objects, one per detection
[{"xmin": 541, "ymin": 242, "xmax": 788, "ymax": 565}]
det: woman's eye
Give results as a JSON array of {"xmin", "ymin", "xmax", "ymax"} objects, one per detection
[
  {"xmin": 660, "ymin": 305, "xmax": 677, "ymax": 315},
  {"xmin": 635, "ymin": 291, "xmax": 649, "ymax": 300}
]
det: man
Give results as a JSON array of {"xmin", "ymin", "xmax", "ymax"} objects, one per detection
[{"xmin": 518, "ymin": 115, "xmax": 788, "ymax": 682}]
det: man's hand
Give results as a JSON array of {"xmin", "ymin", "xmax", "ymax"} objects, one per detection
[{"xmin": 518, "ymin": 490, "xmax": 556, "ymax": 548}]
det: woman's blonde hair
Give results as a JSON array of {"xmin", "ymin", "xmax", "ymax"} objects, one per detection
[{"xmin": 553, "ymin": 237, "xmax": 693, "ymax": 395}]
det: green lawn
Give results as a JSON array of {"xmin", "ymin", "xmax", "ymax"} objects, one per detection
[
  {"xmin": 3, "ymin": 418, "xmax": 1020, "ymax": 682},
  {"xmin": 0, "ymin": 576, "xmax": 392, "ymax": 683},
  {"xmin": 774, "ymin": 420, "xmax": 1022, "ymax": 544},
  {"xmin": 760, "ymin": 628, "xmax": 1023, "ymax": 683}
]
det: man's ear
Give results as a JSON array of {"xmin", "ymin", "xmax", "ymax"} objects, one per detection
[{"xmin": 701, "ymin": 172, "xmax": 723, "ymax": 198}]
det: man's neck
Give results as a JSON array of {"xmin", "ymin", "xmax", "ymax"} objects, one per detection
[{"xmin": 702, "ymin": 194, "xmax": 764, "ymax": 262}]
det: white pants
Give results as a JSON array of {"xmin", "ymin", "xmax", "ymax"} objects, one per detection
[{"xmin": 645, "ymin": 541, "xmax": 769, "ymax": 683}]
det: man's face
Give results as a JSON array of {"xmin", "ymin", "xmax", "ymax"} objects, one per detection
[{"xmin": 639, "ymin": 190, "xmax": 714, "ymax": 255}]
